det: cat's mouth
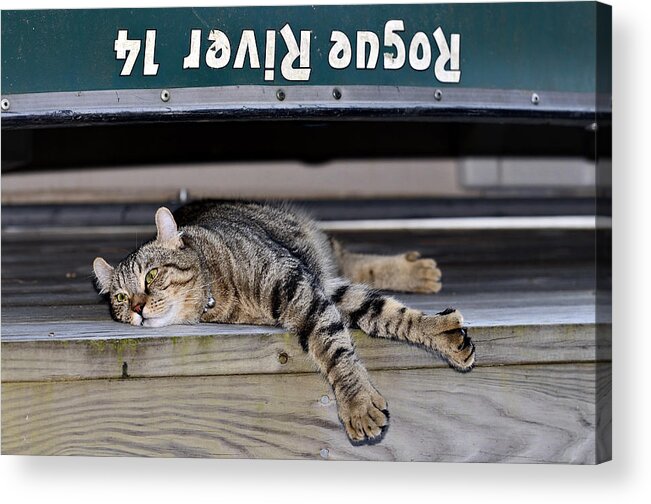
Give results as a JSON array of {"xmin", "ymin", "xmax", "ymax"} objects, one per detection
[
  {"xmin": 129, "ymin": 312, "xmax": 144, "ymax": 327},
  {"xmin": 127, "ymin": 301, "xmax": 181, "ymax": 327},
  {"xmin": 136, "ymin": 307, "xmax": 179, "ymax": 328},
  {"xmin": 137, "ymin": 314, "xmax": 166, "ymax": 328}
]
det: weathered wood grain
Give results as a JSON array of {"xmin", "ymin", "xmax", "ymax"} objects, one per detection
[
  {"xmin": 1, "ymin": 364, "xmax": 608, "ymax": 463},
  {"xmin": 1, "ymin": 322, "xmax": 603, "ymax": 382},
  {"xmin": 0, "ymin": 199, "xmax": 600, "ymax": 228},
  {"xmin": 1, "ymin": 288, "xmax": 598, "ymax": 326},
  {"xmin": 2, "ymin": 226, "xmax": 597, "ymax": 267},
  {"xmin": 0, "ymin": 225, "xmax": 610, "ymax": 463},
  {"xmin": 0, "ymin": 288, "xmax": 603, "ymax": 325},
  {"xmin": 1, "ymin": 262, "xmax": 598, "ymax": 303},
  {"xmin": 1, "ymin": 228, "xmax": 599, "ymax": 287}
]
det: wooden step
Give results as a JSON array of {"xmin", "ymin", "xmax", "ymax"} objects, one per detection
[{"xmin": 0, "ymin": 226, "xmax": 610, "ymax": 462}]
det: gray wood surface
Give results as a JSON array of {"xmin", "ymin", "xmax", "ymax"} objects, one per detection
[
  {"xmin": 1, "ymin": 289, "xmax": 599, "ymax": 329},
  {"xmin": 1, "ymin": 364, "xmax": 609, "ymax": 463},
  {"xmin": 2, "ymin": 323, "xmax": 600, "ymax": 382},
  {"xmin": 1, "ymin": 261, "xmax": 598, "ymax": 303},
  {"xmin": 0, "ymin": 227, "xmax": 610, "ymax": 462}
]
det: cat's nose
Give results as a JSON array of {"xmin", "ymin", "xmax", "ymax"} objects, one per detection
[{"xmin": 131, "ymin": 294, "xmax": 147, "ymax": 315}]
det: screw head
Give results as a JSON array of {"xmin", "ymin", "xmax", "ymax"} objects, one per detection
[
  {"xmin": 434, "ymin": 89, "xmax": 443, "ymax": 101},
  {"xmin": 160, "ymin": 89, "xmax": 170, "ymax": 102},
  {"xmin": 320, "ymin": 395, "xmax": 330, "ymax": 405},
  {"xmin": 531, "ymin": 93, "xmax": 540, "ymax": 105},
  {"xmin": 332, "ymin": 88, "xmax": 342, "ymax": 100},
  {"xmin": 278, "ymin": 352, "xmax": 289, "ymax": 365},
  {"xmin": 1, "ymin": 98, "xmax": 10, "ymax": 111},
  {"xmin": 276, "ymin": 89, "xmax": 286, "ymax": 101},
  {"xmin": 319, "ymin": 448, "xmax": 329, "ymax": 459}
]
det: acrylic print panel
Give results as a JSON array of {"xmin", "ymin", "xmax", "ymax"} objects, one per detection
[{"xmin": 0, "ymin": 2, "xmax": 611, "ymax": 463}]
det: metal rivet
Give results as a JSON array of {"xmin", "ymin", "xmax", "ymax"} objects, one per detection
[
  {"xmin": 434, "ymin": 89, "xmax": 443, "ymax": 101},
  {"xmin": 160, "ymin": 89, "xmax": 170, "ymax": 102},
  {"xmin": 320, "ymin": 395, "xmax": 330, "ymax": 405},
  {"xmin": 276, "ymin": 89, "xmax": 286, "ymax": 101},
  {"xmin": 1, "ymin": 98, "xmax": 10, "ymax": 111},
  {"xmin": 278, "ymin": 352, "xmax": 289, "ymax": 365},
  {"xmin": 531, "ymin": 93, "xmax": 540, "ymax": 105},
  {"xmin": 319, "ymin": 448, "xmax": 329, "ymax": 459},
  {"xmin": 332, "ymin": 88, "xmax": 342, "ymax": 100}
]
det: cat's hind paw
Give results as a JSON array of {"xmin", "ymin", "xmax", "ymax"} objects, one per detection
[{"xmin": 401, "ymin": 251, "xmax": 442, "ymax": 293}]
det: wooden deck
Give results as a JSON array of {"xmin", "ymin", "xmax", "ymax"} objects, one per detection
[{"xmin": 1, "ymin": 225, "xmax": 611, "ymax": 462}]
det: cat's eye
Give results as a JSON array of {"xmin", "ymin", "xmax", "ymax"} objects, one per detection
[
  {"xmin": 145, "ymin": 268, "xmax": 158, "ymax": 286},
  {"xmin": 115, "ymin": 293, "xmax": 128, "ymax": 303}
]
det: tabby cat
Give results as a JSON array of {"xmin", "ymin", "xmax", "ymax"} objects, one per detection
[{"xmin": 93, "ymin": 201, "xmax": 475, "ymax": 445}]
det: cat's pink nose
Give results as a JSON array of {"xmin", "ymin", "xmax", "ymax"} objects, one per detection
[{"xmin": 132, "ymin": 303, "xmax": 144, "ymax": 314}]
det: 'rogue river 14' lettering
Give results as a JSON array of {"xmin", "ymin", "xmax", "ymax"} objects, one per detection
[{"xmin": 114, "ymin": 21, "xmax": 461, "ymax": 83}]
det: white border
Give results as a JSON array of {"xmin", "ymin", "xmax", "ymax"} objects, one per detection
[{"xmin": 2, "ymin": 1, "xmax": 649, "ymax": 504}]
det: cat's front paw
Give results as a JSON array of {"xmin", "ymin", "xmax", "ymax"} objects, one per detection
[
  {"xmin": 337, "ymin": 385, "xmax": 389, "ymax": 445},
  {"xmin": 435, "ymin": 327, "xmax": 476, "ymax": 372},
  {"xmin": 419, "ymin": 309, "xmax": 476, "ymax": 372},
  {"xmin": 421, "ymin": 307, "xmax": 464, "ymax": 334}
]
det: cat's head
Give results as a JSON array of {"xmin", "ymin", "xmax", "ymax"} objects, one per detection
[{"xmin": 93, "ymin": 207, "xmax": 206, "ymax": 327}]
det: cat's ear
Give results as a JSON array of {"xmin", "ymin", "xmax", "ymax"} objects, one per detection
[
  {"xmin": 93, "ymin": 257, "xmax": 114, "ymax": 294},
  {"xmin": 155, "ymin": 207, "xmax": 183, "ymax": 248}
]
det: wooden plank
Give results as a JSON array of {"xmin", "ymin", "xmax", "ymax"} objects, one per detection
[
  {"xmin": 1, "ymin": 288, "xmax": 598, "ymax": 324},
  {"xmin": 0, "ymin": 199, "xmax": 600, "ymax": 228},
  {"xmin": 0, "ymin": 214, "xmax": 609, "ymax": 463},
  {"xmin": 16, "ymin": 246, "xmax": 594, "ymax": 271},
  {"xmin": 1, "ymin": 262, "xmax": 598, "ymax": 307},
  {"xmin": 1, "ymin": 228, "xmax": 597, "ymax": 266},
  {"xmin": 0, "ymin": 275, "xmax": 598, "ymax": 309},
  {"xmin": 1, "ymin": 260, "xmax": 597, "ymax": 288},
  {"xmin": 1, "ymin": 322, "xmax": 604, "ymax": 382},
  {"xmin": 0, "ymin": 364, "xmax": 608, "ymax": 463},
  {"xmin": 0, "ymin": 289, "xmax": 602, "ymax": 327},
  {"xmin": 1, "ymin": 304, "xmax": 110, "ymax": 323}
]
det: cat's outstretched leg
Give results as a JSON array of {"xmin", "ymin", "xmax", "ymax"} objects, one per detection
[
  {"xmin": 271, "ymin": 271, "xmax": 389, "ymax": 445},
  {"xmin": 326, "ymin": 278, "xmax": 475, "ymax": 372},
  {"xmin": 330, "ymin": 240, "xmax": 442, "ymax": 293}
]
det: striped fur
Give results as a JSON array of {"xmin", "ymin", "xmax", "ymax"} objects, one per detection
[
  {"xmin": 326, "ymin": 279, "xmax": 475, "ymax": 372},
  {"xmin": 93, "ymin": 200, "xmax": 474, "ymax": 445}
]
